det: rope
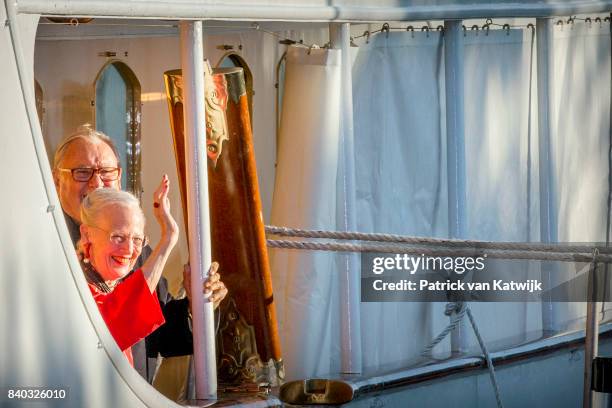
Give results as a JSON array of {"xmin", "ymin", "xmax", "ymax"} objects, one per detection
[
  {"xmin": 421, "ymin": 302, "xmax": 466, "ymax": 357},
  {"xmin": 266, "ymin": 224, "xmax": 609, "ymax": 408},
  {"xmin": 265, "ymin": 225, "xmax": 612, "ymax": 255},
  {"xmin": 421, "ymin": 303, "xmax": 504, "ymax": 408},
  {"xmin": 266, "ymin": 238, "xmax": 612, "ymax": 263},
  {"xmin": 466, "ymin": 307, "xmax": 504, "ymax": 408}
]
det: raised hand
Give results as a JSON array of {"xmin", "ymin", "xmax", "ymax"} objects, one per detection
[
  {"xmin": 141, "ymin": 174, "xmax": 179, "ymax": 292},
  {"xmin": 152, "ymin": 174, "xmax": 179, "ymax": 247},
  {"xmin": 183, "ymin": 262, "xmax": 228, "ymax": 310}
]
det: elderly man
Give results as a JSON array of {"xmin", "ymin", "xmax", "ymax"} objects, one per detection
[{"xmin": 53, "ymin": 124, "xmax": 227, "ymax": 390}]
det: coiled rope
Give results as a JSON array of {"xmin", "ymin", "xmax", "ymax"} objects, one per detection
[
  {"xmin": 418, "ymin": 302, "xmax": 504, "ymax": 407},
  {"xmin": 420, "ymin": 302, "xmax": 468, "ymax": 358},
  {"xmin": 420, "ymin": 302, "xmax": 504, "ymax": 407}
]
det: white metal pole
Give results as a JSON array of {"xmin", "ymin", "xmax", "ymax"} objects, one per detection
[
  {"xmin": 584, "ymin": 263, "xmax": 600, "ymax": 408},
  {"xmin": 536, "ymin": 17, "xmax": 557, "ymax": 335},
  {"xmin": 586, "ymin": 15, "xmax": 612, "ymax": 408},
  {"xmin": 444, "ymin": 19, "xmax": 468, "ymax": 354},
  {"xmin": 179, "ymin": 20, "xmax": 217, "ymax": 401},
  {"xmin": 330, "ymin": 22, "xmax": 362, "ymax": 374}
]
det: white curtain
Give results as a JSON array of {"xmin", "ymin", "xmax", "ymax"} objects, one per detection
[
  {"xmin": 550, "ymin": 22, "xmax": 612, "ymax": 329},
  {"xmin": 461, "ymin": 29, "xmax": 543, "ymax": 348},
  {"xmin": 353, "ymin": 31, "xmax": 450, "ymax": 371},
  {"xmin": 354, "ymin": 28, "xmax": 540, "ymax": 368},
  {"xmin": 270, "ymin": 46, "xmax": 342, "ymax": 380},
  {"xmin": 271, "ymin": 22, "xmax": 611, "ymax": 378}
]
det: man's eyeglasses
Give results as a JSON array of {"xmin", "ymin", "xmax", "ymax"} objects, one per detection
[
  {"xmin": 89, "ymin": 225, "xmax": 148, "ymax": 249},
  {"xmin": 57, "ymin": 167, "xmax": 120, "ymax": 182}
]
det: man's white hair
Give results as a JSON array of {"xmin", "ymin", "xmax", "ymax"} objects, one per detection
[{"xmin": 53, "ymin": 124, "xmax": 120, "ymax": 169}]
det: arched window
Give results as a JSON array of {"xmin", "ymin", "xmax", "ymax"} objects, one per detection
[
  {"xmin": 34, "ymin": 79, "xmax": 43, "ymax": 127},
  {"xmin": 94, "ymin": 61, "xmax": 142, "ymax": 195},
  {"xmin": 275, "ymin": 53, "xmax": 287, "ymax": 165},
  {"xmin": 216, "ymin": 52, "xmax": 254, "ymax": 120}
]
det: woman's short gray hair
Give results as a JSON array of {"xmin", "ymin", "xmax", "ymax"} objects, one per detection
[
  {"xmin": 53, "ymin": 124, "xmax": 120, "ymax": 169},
  {"xmin": 80, "ymin": 188, "xmax": 144, "ymax": 229}
]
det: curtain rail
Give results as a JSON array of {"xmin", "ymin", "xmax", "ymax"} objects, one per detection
[{"xmin": 16, "ymin": 1, "xmax": 612, "ymax": 22}]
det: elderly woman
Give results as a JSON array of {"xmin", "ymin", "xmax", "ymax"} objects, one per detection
[{"xmin": 78, "ymin": 176, "xmax": 178, "ymax": 365}]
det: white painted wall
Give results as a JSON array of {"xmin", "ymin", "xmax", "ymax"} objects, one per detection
[{"xmin": 34, "ymin": 27, "xmax": 328, "ymax": 294}]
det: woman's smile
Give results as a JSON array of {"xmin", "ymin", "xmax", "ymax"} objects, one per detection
[
  {"xmin": 85, "ymin": 203, "xmax": 145, "ymax": 282},
  {"xmin": 111, "ymin": 255, "xmax": 133, "ymax": 266}
]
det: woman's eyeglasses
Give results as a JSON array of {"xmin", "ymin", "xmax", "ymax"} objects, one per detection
[
  {"xmin": 89, "ymin": 225, "xmax": 147, "ymax": 249},
  {"xmin": 57, "ymin": 167, "xmax": 120, "ymax": 182}
]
